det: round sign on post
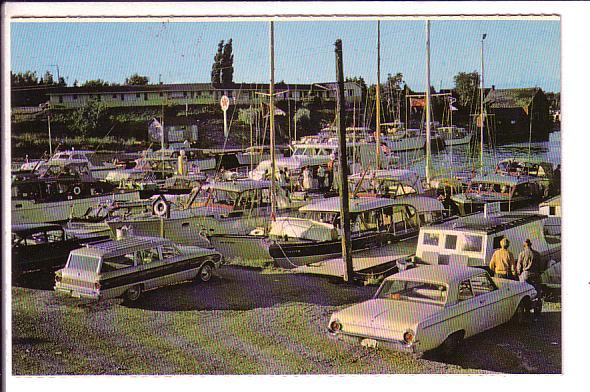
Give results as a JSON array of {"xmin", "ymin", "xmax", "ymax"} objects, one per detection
[{"xmin": 220, "ymin": 95, "xmax": 230, "ymax": 111}]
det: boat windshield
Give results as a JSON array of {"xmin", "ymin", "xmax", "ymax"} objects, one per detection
[{"xmin": 377, "ymin": 279, "xmax": 447, "ymax": 306}]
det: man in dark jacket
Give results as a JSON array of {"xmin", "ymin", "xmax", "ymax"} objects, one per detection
[{"xmin": 517, "ymin": 239, "xmax": 542, "ymax": 286}]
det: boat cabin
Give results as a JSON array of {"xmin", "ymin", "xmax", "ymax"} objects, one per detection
[
  {"xmin": 415, "ymin": 210, "xmax": 561, "ymax": 269},
  {"xmin": 348, "ymin": 169, "xmax": 425, "ymax": 198}
]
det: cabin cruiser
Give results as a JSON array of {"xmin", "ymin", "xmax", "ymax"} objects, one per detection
[
  {"xmin": 268, "ymin": 196, "xmax": 445, "ymax": 268},
  {"xmin": 348, "ymin": 169, "xmax": 425, "ymax": 198},
  {"xmin": 236, "ymin": 146, "xmax": 279, "ymax": 167},
  {"xmin": 65, "ymin": 199, "xmax": 154, "ymax": 239},
  {"xmin": 436, "ymin": 126, "xmax": 473, "ymax": 146},
  {"xmin": 380, "ymin": 124, "xmax": 426, "ymax": 152},
  {"xmin": 450, "ymin": 173, "xmax": 544, "ymax": 215},
  {"xmin": 495, "ymin": 158, "xmax": 557, "ymax": 197},
  {"xmin": 413, "ymin": 205, "xmax": 560, "ymax": 287},
  {"xmin": 211, "ymin": 196, "xmax": 445, "ymax": 267},
  {"xmin": 11, "ymin": 161, "xmax": 141, "ymax": 225},
  {"xmin": 142, "ymin": 147, "xmax": 217, "ymax": 172},
  {"xmin": 19, "ymin": 150, "xmax": 119, "ymax": 180},
  {"xmin": 249, "ymin": 131, "xmax": 396, "ymax": 192},
  {"xmin": 107, "ymin": 180, "xmax": 296, "ymax": 248}
]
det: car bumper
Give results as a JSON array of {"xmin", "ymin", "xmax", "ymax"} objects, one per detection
[
  {"xmin": 54, "ymin": 285, "xmax": 101, "ymax": 300},
  {"xmin": 328, "ymin": 330, "xmax": 420, "ymax": 354}
]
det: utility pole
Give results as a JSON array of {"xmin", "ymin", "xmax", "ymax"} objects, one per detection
[
  {"xmin": 480, "ymin": 33, "xmax": 487, "ymax": 173},
  {"xmin": 375, "ymin": 20, "xmax": 382, "ymax": 170},
  {"xmin": 269, "ymin": 21, "xmax": 277, "ymax": 219},
  {"xmin": 335, "ymin": 39, "xmax": 354, "ymax": 283},
  {"xmin": 425, "ymin": 20, "xmax": 432, "ymax": 185},
  {"xmin": 47, "ymin": 110, "xmax": 52, "ymax": 155}
]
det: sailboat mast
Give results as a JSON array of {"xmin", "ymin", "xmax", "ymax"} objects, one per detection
[
  {"xmin": 375, "ymin": 20, "xmax": 382, "ymax": 170},
  {"xmin": 425, "ymin": 20, "xmax": 432, "ymax": 184},
  {"xmin": 480, "ymin": 34, "xmax": 486, "ymax": 173},
  {"xmin": 269, "ymin": 21, "xmax": 277, "ymax": 218}
]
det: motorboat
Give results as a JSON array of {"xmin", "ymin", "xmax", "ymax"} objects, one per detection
[
  {"xmin": 450, "ymin": 173, "xmax": 544, "ymax": 216},
  {"xmin": 11, "ymin": 161, "xmax": 141, "ymax": 225},
  {"xmin": 107, "ymin": 179, "xmax": 297, "ymax": 248}
]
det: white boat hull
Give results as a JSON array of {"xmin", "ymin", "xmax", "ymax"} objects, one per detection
[
  {"xmin": 443, "ymin": 133, "xmax": 472, "ymax": 146},
  {"xmin": 384, "ymin": 136, "xmax": 425, "ymax": 152},
  {"xmin": 12, "ymin": 191, "xmax": 141, "ymax": 225}
]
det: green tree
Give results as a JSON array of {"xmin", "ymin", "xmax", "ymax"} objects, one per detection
[
  {"xmin": 10, "ymin": 71, "xmax": 39, "ymax": 86},
  {"xmin": 211, "ymin": 40, "xmax": 224, "ymax": 86},
  {"xmin": 72, "ymin": 98, "xmax": 108, "ymax": 137},
  {"xmin": 453, "ymin": 71, "xmax": 480, "ymax": 108},
  {"xmin": 293, "ymin": 107, "xmax": 311, "ymax": 132},
  {"xmin": 42, "ymin": 71, "xmax": 55, "ymax": 85},
  {"xmin": 238, "ymin": 107, "xmax": 260, "ymax": 125},
  {"xmin": 125, "ymin": 73, "xmax": 149, "ymax": 85},
  {"xmin": 221, "ymin": 38, "xmax": 234, "ymax": 86},
  {"xmin": 82, "ymin": 79, "xmax": 110, "ymax": 87}
]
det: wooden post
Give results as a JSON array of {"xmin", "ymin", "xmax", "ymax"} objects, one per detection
[
  {"xmin": 335, "ymin": 39, "xmax": 354, "ymax": 283},
  {"xmin": 425, "ymin": 20, "xmax": 432, "ymax": 185},
  {"xmin": 269, "ymin": 21, "xmax": 277, "ymax": 219},
  {"xmin": 375, "ymin": 20, "xmax": 381, "ymax": 170}
]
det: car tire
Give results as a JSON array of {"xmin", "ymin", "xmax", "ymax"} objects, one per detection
[
  {"xmin": 511, "ymin": 298, "xmax": 531, "ymax": 325},
  {"xmin": 124, "ymin": 285, "xmax": 142, "ymax": 303},
  {"xmin": 439, "ymin": 331, "xmax": 463, "ymax": 359},
  {"xmin": 197, "ymin": 262, "xmax": 214, "ymax": 282}
]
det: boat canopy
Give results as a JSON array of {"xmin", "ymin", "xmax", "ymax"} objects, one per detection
[
  {"xmin": 349, "ymin": 169, "xmax": 424, "ymax": 193},
  {"xmin": 470, "ymin": 173, "xmax": 537, "ymax": 186},
  {"xmin": 299, "ymin": 195, "xmax": 443, "ymax": 214},
  {"xmin": 201, "ymin": 180, "xmax": 272, "ymax": 193}
]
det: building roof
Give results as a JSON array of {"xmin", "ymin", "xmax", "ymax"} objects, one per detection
[
  {"xmin": 484, "ymin": 88, "xmax": 541, "ymax": 109},
  {"xmin": 48, "ymin": 81, "xmax": 362, "ymax": 96}
]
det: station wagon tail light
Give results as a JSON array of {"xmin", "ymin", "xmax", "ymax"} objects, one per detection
[
  {"xmin": 55, "ymin": 273, "xmax": 62, "ymax": 283},
  {"xmin": 330, "ymin": 320, "xmax": 342, "ymax": 332},
  {"xmin": 403, "ymin": 330, "xmax": 415, "ymax": 344}
]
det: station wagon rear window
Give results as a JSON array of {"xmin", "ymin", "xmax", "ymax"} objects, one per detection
[
  {"xmin": 423, "ymin": 232, "xmax": 439, "ymax": 246},
  {"xmin": 68, "ymin": 255, "xmax": 100, "ymax": 272},
  {"xmin": 462, "ymin": 235, "xmax": 483, "ymax": 252},
  {"xmin": 444, "ymin": 234, "xmax": 457, "ymax": 250}
]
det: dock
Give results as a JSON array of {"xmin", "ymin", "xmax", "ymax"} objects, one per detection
[{"xmin": 293, "ymin": 238, "xmax": 417, "ymax": 278}]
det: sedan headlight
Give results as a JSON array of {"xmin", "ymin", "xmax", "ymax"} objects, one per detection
[{"xmin": 403, "ymin": 329, "xmax": 415, "ymax": 344}]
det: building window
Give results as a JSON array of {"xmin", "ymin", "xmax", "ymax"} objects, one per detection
[
  {"xmin": 136, "ymin": 93, "xmax": 141, "ymax": 98},
  {"xmin": 159, "ymin": 92, "xmax": 164, "ymax": 97},
  {"xmin": 120, "ymin": 94, "xmax": 124, "ymax": 101},
  {"xmin": 73, "ymin": 94, "xmax": 78, "ymax": 100},
  {"xmin": 59, "ymin": 96, "xmax": 63, "ymax": 103},
  {"xmin": 144, "ymin": 93, "xmax": 148, "ymax": 100},
  {"xmin": 97, "ymin": 95, "xmax": 101, "ymax": 101},
  {"xmin": 112, "ymin": 94, "xmax": 117, "ymax": 98},
  {"xmin": 183, "ymin": 91, "xmax": 188, "ymax": 98}
]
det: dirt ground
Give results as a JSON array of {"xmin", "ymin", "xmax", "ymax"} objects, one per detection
[{"xmin": 12, "ymin": 266, "xmax": 561, "ymax": 375}]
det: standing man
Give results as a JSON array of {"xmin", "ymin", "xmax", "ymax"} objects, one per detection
[
  {"xmin": 489, "ymin": 237, "xmax": 516, "ymax": 279},
  {"xmin": 317, "ymin": 165, "xmax": 326, "ymax": 191},
  {"xmin": 517, "ymin": 239, "xmax": 541, "ymax": 286}
]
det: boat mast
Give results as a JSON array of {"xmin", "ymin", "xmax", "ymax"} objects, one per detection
[
  {"xmin": 425, "ymin": 20, "xmax": 432, "ymax": 185},
  {"xmin": 269, "ymin": 21, "xmax": 277, "ymax": 219},
  {"xmin": 480, "ymin": 33, "xmax": 486, "ymax": 173},
  {"xmin": 375, "ymin": 20, "xmax": 382, "ymax": 170}
]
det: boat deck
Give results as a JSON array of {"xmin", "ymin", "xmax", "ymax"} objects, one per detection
[{"xmin": 292, "ymin": 238, "xmax": 417, "ymax": 278}]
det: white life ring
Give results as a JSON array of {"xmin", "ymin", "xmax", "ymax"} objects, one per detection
[
  {"xmin": 153, "ymin": 199, "xmax": 169, "ymax": 217},
  {"xmin": 73, "ymin": 186, "xmax": 82, "ymax": 196}
]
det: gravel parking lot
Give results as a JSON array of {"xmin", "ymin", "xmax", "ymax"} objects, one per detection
[{"xmin": 12, "ymin": 266, "xmax": 561, "ymax": 375}]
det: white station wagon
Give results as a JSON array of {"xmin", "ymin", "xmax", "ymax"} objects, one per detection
[
  {"xmin": 328, "ymin": 265, "xmax": 540, "ymax": 357},
  {"xmin": 55, "ymin": 236, "xmax": 223, "ymax": 302}
]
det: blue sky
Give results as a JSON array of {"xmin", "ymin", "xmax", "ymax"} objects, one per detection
[{"xmin": 11, "ymin": 19, "xmax": 560, "ymax": 91}]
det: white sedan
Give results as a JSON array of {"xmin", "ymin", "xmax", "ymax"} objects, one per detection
[{"xmin": 327, "ymin": 265, "xmax": 540, "ymax": 357}]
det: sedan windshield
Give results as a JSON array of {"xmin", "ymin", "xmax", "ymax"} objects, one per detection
[{"xmin": 377, "ymin": 279, "xmax": 448, "ymax": 306}]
